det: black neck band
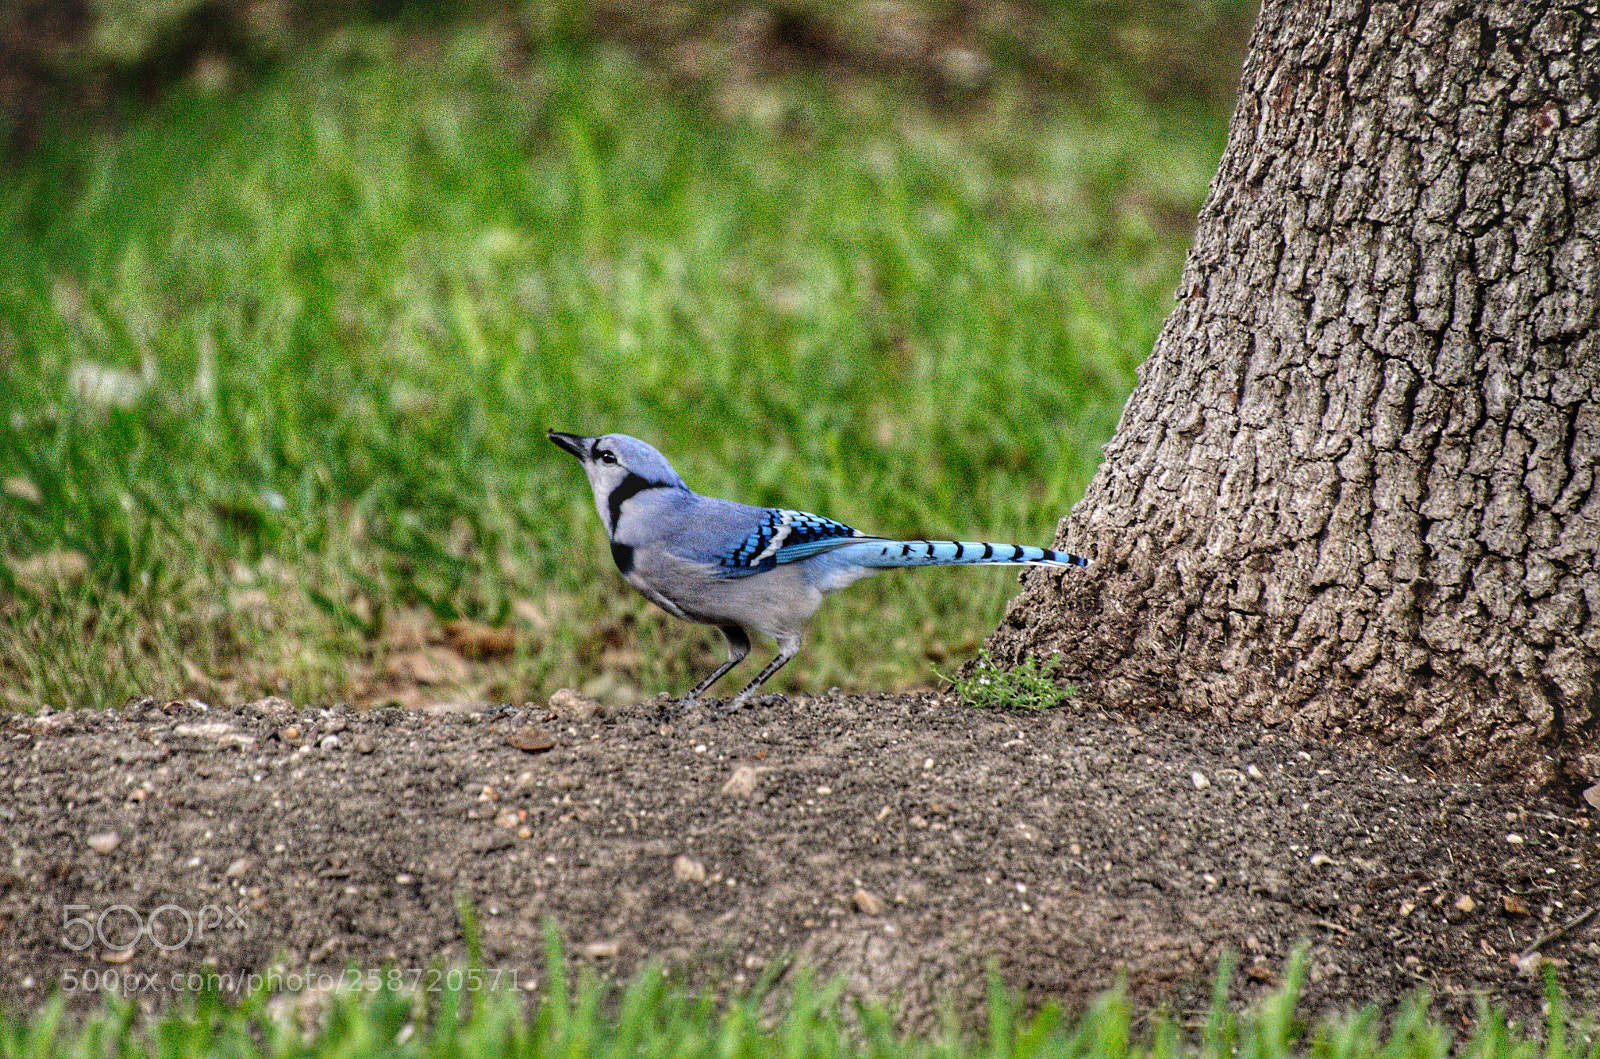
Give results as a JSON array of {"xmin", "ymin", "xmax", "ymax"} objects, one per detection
[{"xmin": 608, "ymin": 473, "xmax": 669, "ymax": 532}]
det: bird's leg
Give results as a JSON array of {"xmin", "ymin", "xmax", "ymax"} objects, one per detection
[
  {"xmin": 669, "ymin": 625, "xmax": 750, "ymax": 717},
  {"xmin": 720, "ymin": 633, "xmax": 801, "ymax": 714}
]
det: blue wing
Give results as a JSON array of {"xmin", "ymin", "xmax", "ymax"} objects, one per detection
[{"xmin": 716, "ymin": 508, "xmax": 873, "ymax": 576}]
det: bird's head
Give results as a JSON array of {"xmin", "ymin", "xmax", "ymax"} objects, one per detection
[{"xmin": 547, "ymin": 429, "xmax": 688, "ymax": 533}]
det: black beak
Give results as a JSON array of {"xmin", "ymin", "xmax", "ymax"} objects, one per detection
[{"xmin": 547, "ymin": 429, "xmax": 588, "ymax": 459}]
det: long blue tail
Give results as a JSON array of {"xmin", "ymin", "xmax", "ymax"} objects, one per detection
[{"xmin": 832, "ymin": 539, "xmax": 1089, "ymax": 569}]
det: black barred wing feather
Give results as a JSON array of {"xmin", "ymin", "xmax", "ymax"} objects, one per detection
[{"xmin": 717, "ymin": 508, "xmax": 870, "ymax": 576}]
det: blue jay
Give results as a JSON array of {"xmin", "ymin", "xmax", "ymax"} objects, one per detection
[{"xmin": 548, "ymin": 429, "xmax": 1088, "ymax": 708}]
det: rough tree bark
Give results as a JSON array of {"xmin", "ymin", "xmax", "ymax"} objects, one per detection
[{"xmin": 988, "ymin": 0, "xmax": 1600, "ymax": 791}]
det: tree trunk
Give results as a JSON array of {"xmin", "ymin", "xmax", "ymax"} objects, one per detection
[{"xmin": 988, "ymin": 0, "xmax": 1600, "ymax": 792}]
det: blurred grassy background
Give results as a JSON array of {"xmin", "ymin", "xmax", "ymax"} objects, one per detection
[{"xmin": 0, "ymin": 0, "xmax": 1255, "ymax": 711}]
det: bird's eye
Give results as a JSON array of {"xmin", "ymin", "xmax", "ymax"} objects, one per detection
[{"xmin": 597, "ymin": 450, "xmax": 618, "ymax": 465}]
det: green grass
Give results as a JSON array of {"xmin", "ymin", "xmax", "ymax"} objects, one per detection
[
  {"xmin": 952, "ymin": 651, "xmax": 1070, "ymax": 712},
  {"xmin": 0, "ymin": 19, "xmax": 1233, "ymax": 710},
  {"xmin": 4, "ymin": 953, "xmax": 1597, "ymax": 1059}
]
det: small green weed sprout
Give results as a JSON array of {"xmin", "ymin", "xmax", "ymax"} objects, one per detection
[{"xmin": 954, "ymin": 651, "xmax": 1070, "ymax": 711}]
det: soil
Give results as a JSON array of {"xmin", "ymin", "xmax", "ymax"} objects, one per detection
[{"xmin": 2, "ymin": 690, "xmax": 1597, "ymax": 1030}]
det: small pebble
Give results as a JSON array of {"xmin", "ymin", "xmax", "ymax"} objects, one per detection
[
  {"xmin": 853, "ymin": 888, "xmax": 885, "ymax": 915},
  {"xmin": 507, "ymin": 727, "xmax": 556, "ymax": 754},
  {"xmin": 87, "ymin": 832, "xmax": 120, "ymax": 854},
  {"xmin": 1190, "ymin": 771, "xmax": 1210, "ymax": 789},
  {"xmin": 174, "ymin": 722, "xmax": 257, "ymax": 749},
  {"xmin": 247, "ymin": 696, "xmax": 294, "ymax": 716},
  {"xmin": 549, "ymin": 688, "xmax": 601, "ymax": 719},
  {"xmin": 673, "ymin": 855, "xmax": 706, "ymax": 883},
  {"xmin": 721, "ymin": 764, "xmax": 760, "ymax": 799}
]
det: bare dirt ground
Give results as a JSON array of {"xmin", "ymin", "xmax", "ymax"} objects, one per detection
[{"xmin": 3, "ymin": 690, "xmax": 1597, "ymax": 1030}]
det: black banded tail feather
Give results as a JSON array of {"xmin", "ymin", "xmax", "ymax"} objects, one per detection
[
  {"xmin": 830, "ymin": 539, "xmax": 1089, "ymax": 569},
  {"xmin": 705, "ymin": 505, "xmax": 1087, "ymax": 578}
]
